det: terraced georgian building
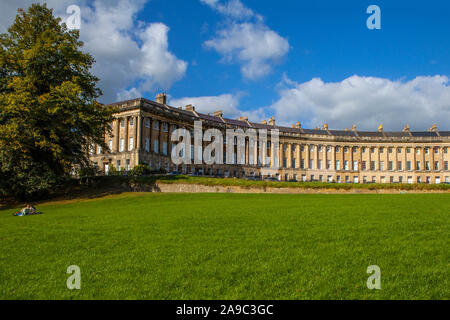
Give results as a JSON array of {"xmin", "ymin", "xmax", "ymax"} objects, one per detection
[{"xmin": 90, "ymin": 93, "xmax": 450, "ymax": 184}]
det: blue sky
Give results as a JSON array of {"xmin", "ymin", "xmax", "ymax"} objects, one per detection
[
  {"xmin": 145, "ymin": 0, "xmax": 450, "ymax": 108},
  {"xmin": 1, "ymin": 0, "xmax": 450, "ymax": 130}
]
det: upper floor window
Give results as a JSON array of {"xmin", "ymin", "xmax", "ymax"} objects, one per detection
[
  {"xmin": 120, "ymin": 119, "xmax": 125, "ymax": 128},
  {"xmin": 154, "ymin": 120, "xmax": 159, "ymax": 130},
  {"xmin": 145, "ymin": 118, "xmax": 150, "ymax": 128},
  {"xmin": 120, "ymin": 139, "xmax": 125, "ymax": 152},
  {"xmin": 130, "ymin": 118, "xmax": 134, "ymax": 126}
]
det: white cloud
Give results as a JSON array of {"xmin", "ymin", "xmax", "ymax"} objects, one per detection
[
  {"xmin": 269, "ymin": 75, "xmax": 450, "ymax": 131},
  {"xmin": 200, "ymin": 0, "xmax": 256, "ymax": 20},
  {"xmin": 205, "ymin": 22, "xmax": 289, "ymax": 80},
  {"xmin": 1, "ymin": 0, "xmax": 187, "ymax": 103},
  {"xmin": 202, "ymin": 0, "xmax": 289, "ymax": 80}
]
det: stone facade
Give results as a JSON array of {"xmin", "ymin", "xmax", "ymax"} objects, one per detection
[{"xmin": 89, "ymin": 94, "xmax": 450, "ymax": 184}]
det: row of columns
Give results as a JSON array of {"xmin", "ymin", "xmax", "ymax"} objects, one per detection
[
  {"xmin": 277, "ymin": 144, "xmax": 448, "ymax": 172},
  {"xmin": 112, "ymin": 115, "xmax": 172, "ymax": 156}
]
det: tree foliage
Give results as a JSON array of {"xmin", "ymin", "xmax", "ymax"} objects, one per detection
[{"xmin": 0, "ymin": 4, "xmax": 114, "ymax": 199}]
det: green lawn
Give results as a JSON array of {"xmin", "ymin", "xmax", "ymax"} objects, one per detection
[{"xmin": 0, "ymin": 193, "xmax": 449, "ymax": 300}]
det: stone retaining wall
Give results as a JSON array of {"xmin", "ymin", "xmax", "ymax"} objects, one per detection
[{"xmin": 126, "ymin": 183, "xmax": 449, "ymax": 194}]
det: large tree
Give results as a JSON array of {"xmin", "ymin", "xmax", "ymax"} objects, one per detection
[{"xmin": 0, "ymin": 4, "xmax": 114, "ymax": 200}]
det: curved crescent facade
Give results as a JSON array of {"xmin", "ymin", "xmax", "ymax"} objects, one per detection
[{"xmin": 90, "ymin": 94, "xmax": 450, "ymax": 184}]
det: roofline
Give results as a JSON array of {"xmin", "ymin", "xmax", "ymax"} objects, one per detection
[{"xmin": 106, "ymin": 97, "xmax": 449, "ymax": 139}]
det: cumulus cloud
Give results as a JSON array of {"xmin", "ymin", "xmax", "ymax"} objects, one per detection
[
  {"xmin": 269, "ymin": 75, "xmax": 450, "ymax": 131},
  {"xmin": 202, "ymin": 0, "xmax": 289, "ymax": 80},
  {"xmin": 200, "ymin": 0, "xmax": 256, "ymax": 20},
  {"xmin": 1, "ymin": 0, "xmax": 187, "ymax": 103}
]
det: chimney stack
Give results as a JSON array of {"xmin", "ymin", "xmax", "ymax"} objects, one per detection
[
  {"xmin": 403, "ymin": 124, "xmax": 410, "ymax": 132},
  {"xmin": 295, "ymin": 122, "xmax": 301, "ymax": 129},
  {"xmin": 261, "ymin": 120, "xmax": 267, "ymax": 125},
  {"xmin": 185, "ymin": 104, "xmax": 195, "ymax": 112},
  {"xmin": 213, "ymin": 110, "xmax": 223, "ymax": 117},
  {"xmin": 268, "ymin": 116, "xmax": 276, "ymax": 126},
  {"xmin": 239, "ymin": 116, "xmax": 248, "ymax": 121},
  {"xmin": 156, "ymin": 93, "xmax": 167, "ymax": 105},
  {"xmin": 378, "ymin": 124, "xmax": 384, "ymax": 132}
]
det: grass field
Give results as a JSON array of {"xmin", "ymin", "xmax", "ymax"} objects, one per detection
[{"xmin": 0, "ymin": 193, "xmax": 449, "ymax": 300}]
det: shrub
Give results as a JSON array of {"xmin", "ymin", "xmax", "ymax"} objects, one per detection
[{"xmin": 133, "ymin": 164, "xmax": 151, "ymax": 176}]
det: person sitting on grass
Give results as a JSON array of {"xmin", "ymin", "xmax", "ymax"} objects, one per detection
[{"xmin": 13, "ymin": 204, "xmax": 40, "ymax": 216}]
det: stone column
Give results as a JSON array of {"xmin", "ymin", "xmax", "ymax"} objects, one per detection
[
  {"xmin": 150, "ymin": 118, "xmax": 154, "ymax": 153},
  {"xmin": 315, "ymin": 144, "xmax": 319, "ymax": 170},
  {"xmin": 159, "ymin": 121, "xmax": 164, "ymax": 154},
  {"xmin": 330, "ymin": 146, "xmax": 336, "ymax": 171},
  {"xmin": 431, "ymin": 146, "xmax": 435, "ymax": 171},
  {"xmin": 306, "ymin": 145, "xmax": 310, "ymax": 169},
  {"xmin": 287, "ymin": 144, "xmax": 292, "ymax": 169},
  {"xmin": 136, "ymin": 115, "xmax": 141, "ymax": 151},
  {"xmin": 279, "ymin": 143, "xmax": 284, "ymax": 168},
  {"xmin": 253, "ymin": 139, "xmax": 258, "ymax": 167},
  {"xmin": 359, "ymin": 146, "xmax": 363, "ymax": 172},
  {"xmin": 350, "ymin": 146, "xmax": 354, "ymax": 171},
  {"xmin": 124, "ymin": 116, "xmax": 129, "ymax": 152},
  {"xmin": 422, "ymin": 147, "xmax": 425, "ymax": 171},
  {"xmin": 377, "ymin": 146, "xmax": 381, "ymax": 171},
  {"xmin": 115, "ymin": 118, "xmax": 120, "ymax": 153}
]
